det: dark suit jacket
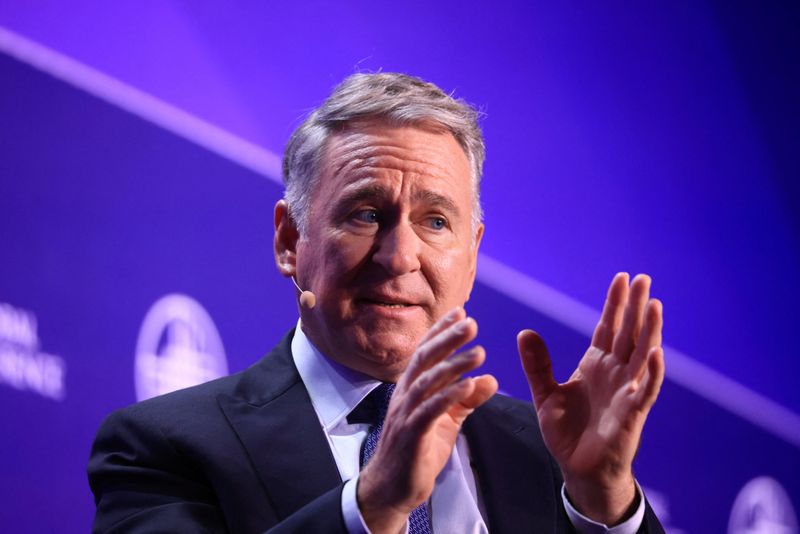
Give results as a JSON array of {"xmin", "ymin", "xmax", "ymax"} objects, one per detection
[{"xmin": 88, "ymin": 330, "xmax": 664, "ymax": 533}]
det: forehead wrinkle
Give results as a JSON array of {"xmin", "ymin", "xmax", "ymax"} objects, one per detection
[
  {"xmin": 336, "ymin": 179, "xmax": 461, "ymax": 212},
  {"xmin": 326, "ymin": 134, "xmax": 460, "ymax": 182},
  {"xmin": 319, "ymin": 125, "xmax": 474, "ymax": 225},
  {"xmin": 326, "ymin": 150, "xmax": 459, "ymax": 196}
]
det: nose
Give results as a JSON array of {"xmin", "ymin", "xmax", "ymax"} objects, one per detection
[{"xmin": 372, "ymin": 221, "xmax": 422, "ymax": 275}]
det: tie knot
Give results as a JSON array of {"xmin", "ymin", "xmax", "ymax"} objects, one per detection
[{"xmin": 347, "ymin": 382, "xmax": 395, "ymax": 426}]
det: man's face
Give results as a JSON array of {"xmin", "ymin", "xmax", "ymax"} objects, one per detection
[{"xmin": 295, "ymin": 120, "xmax": 483, "ymax": 381}]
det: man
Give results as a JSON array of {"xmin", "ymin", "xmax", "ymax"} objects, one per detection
[{"xmin": 89, "ymin": 73, "xmax": 665, "ymax": 533}]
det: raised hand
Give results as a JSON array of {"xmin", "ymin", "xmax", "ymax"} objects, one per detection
[
  {"xmin": 358, "ymin": 307, "xmax": 498, "ymax": 533},
  {"xmin": 518, "ymin": 273, "xmax": 665, "ymax": 525}
]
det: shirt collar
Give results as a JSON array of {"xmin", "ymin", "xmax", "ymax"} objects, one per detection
[{"xmin": 291, "ymin": 319, "xmax": 380, "ymax": 431}]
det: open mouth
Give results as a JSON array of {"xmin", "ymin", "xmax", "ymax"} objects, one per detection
[{"xmin": 360, "ymin": 299, "xmax": 416, "ymax": 309}]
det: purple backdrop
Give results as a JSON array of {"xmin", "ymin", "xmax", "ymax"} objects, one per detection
[{"xmin": 1, "ymin": 2, "xmax": 798, "ymax": 532}]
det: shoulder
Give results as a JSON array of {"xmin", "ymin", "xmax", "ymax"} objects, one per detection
[
  {"xmin": 96, "ymin": 370, "xmax": 243, "ymax": 442},
  {"xmin": 91, "ymin": 329, "xmax": 298, "ymax": 461},
  {"xmin": 89, "ymin": 367, "xmax": 249, "ymax": 488}
]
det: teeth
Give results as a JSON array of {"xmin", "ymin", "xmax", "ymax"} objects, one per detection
[{"xmin": 373, "ymin": 301, "xmax": 409, "ymax": 308}]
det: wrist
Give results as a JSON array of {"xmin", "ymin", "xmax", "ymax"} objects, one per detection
[
  {"xmin": 562, "ymin": 471, "xmax": 637, "ymax": 526},
  {"xmin": 356, "ymin": 471, "xmax": 410, "ymax": 534}
]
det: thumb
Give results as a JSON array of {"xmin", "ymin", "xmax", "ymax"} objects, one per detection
[{"xmin": 517, "ymin": 329, "xmax": 557, "ymax": 408}]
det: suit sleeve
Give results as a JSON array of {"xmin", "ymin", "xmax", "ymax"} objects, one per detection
[
  {"xmin": 88, "ymin": 407, "xmax": 228, "ymax": 533},
  {"xmin": 88, "ymin": 407, "xmax": 348, "ymax": 534}
]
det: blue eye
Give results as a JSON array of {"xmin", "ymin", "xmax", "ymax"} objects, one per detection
[
  {"xmin": 353, "ymin": 209, "xmax": 379, "ymax": 224},
  {"xmin": 429, "ymin": 217, "xmax": 447, "ymax": 230}
]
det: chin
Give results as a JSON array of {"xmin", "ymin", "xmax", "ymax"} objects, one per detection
[{"xmin": 351, "ymin": 328, "xmax": 418, "ymax": 375}]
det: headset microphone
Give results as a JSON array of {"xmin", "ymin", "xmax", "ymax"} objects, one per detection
[{"xmin": 291, "ymin": 276, "xmax": 317, "ymax": 309}]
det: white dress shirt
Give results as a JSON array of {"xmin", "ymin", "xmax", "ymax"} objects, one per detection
[{"xmin": 290, "ymin": 322, "xmax": 644, "ymax": 533}]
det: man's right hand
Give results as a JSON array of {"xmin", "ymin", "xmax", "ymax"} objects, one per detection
[{"xmin": 356, "ymin": 307, "xmax": 498, "ymax": 534}]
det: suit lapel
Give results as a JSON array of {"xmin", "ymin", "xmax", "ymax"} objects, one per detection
[
  {"xmin": 464, "ymin": 396, "xmax": 563, "ymax": 533},
  {"xmin": 217, "ymin": 331, "xmax": 342, "ymax": 520},
  {"xmin": 215, "ymin": 332, "xmax": 567, "ymax": 531}
]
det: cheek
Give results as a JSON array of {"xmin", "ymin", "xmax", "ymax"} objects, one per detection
[
  {"xmin": 306, "ymin": 233, "xmax": 374, "ymax": 287},
  {"xmin": 427, "ymin": 250, "xmax": 474, "ymax": 304}
]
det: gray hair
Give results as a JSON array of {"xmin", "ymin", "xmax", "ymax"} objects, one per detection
[{"xmin": 282, "ymin": 72, "xmax": 485, "ymax": 237}]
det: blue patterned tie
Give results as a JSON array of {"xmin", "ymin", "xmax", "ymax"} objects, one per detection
[{"xmin": 356, "ymin": 383, "xmax": 432, "ymax": 534}]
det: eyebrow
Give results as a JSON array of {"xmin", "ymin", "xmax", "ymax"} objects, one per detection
[
  {"xmin": 334, "ymin": 183, "xmax": 462, "ymax": 219},
  {"xmin": 336, "ymin": 184, "xmax": 391, "ymax": 208},
  {"xmin": 410, "ymin": 189, "xmax": 460, "ymax": 217}
]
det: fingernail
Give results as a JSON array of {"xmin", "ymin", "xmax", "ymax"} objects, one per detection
[{"xmin": 459, "ymin": 317, "xmax": 476, "ymax": 333}]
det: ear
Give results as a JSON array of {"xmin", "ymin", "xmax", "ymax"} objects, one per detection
[
  {"xmin": 464, "ymin": 223, "xmax": 484, "ymax": 302},
  {"xmin": 274, "ymin": 199, "xmax": 299, "ymax": 278}
]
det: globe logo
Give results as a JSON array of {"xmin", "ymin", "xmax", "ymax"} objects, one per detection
[
  {"xmin": 729, "ymin": 476, "xmax": 798, "ymax": 534},
  {"xmin": 135, "ymin": 294, "xmax": 228, "ymax": 401}
]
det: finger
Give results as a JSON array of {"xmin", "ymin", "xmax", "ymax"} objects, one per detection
[
  {"xmin": 448, "ymin": 374, "xmax": 499, "ymax": 423},
  {"xmin": 418, "ymin": 306, "xmax": 465, "ymax": 346},
  {"xmin": 404, "ymin": 346, "xmax": 487, "ymax": 409},
  {"xmin": 633, "ymin": 347, "xmax": 665, "ymax": 410},
  {"xmin": 591, "ymin": 272, "xmax": 629, "ymax": 352},
  {"xmin": 406, "ymin": 375, "xmax": 492, "ymax": 434},
  {"xmin": 612, "ymin": 274, "xmax": 651, "ymax": 363},
  {"xmin": 628, "ymin": 299, "xmax": 663, "ymax": 381},
  {"xmin": 517, "ymin": 329, "xmax": 557, "ymax": 408},
  {"xmin": 403, "ymin": 316, "xmax": 477, "ymax": 384},
  {"xmin": 406, "ymin": 378, "xmax": 476, "ymax": 434},
  {"xmin": 460, "ymin": 374, "xmax": 499, "ymax": 411}
]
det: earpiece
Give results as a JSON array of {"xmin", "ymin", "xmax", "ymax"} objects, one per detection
[{"xmin": 291, "ymin": 276, "xmax": 317, "ymax": 309}]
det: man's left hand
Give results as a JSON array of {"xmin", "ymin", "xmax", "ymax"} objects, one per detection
[{"xmin": 517, "ymin": 273, "xmax": 665, "ymax": 525}]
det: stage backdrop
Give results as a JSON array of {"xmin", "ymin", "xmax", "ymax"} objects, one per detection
[{"xmin": 1, "ymin": 3, "xmax": 799, "ymax": 533}]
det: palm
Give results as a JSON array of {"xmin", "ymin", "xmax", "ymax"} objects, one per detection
[
  {"xmin": 519, "ymin": 273, "xmax": 665, "ymax": 489},
  {"xmin": 536, "ymin": 346, "xmax": 648, "ymax": 479}
]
